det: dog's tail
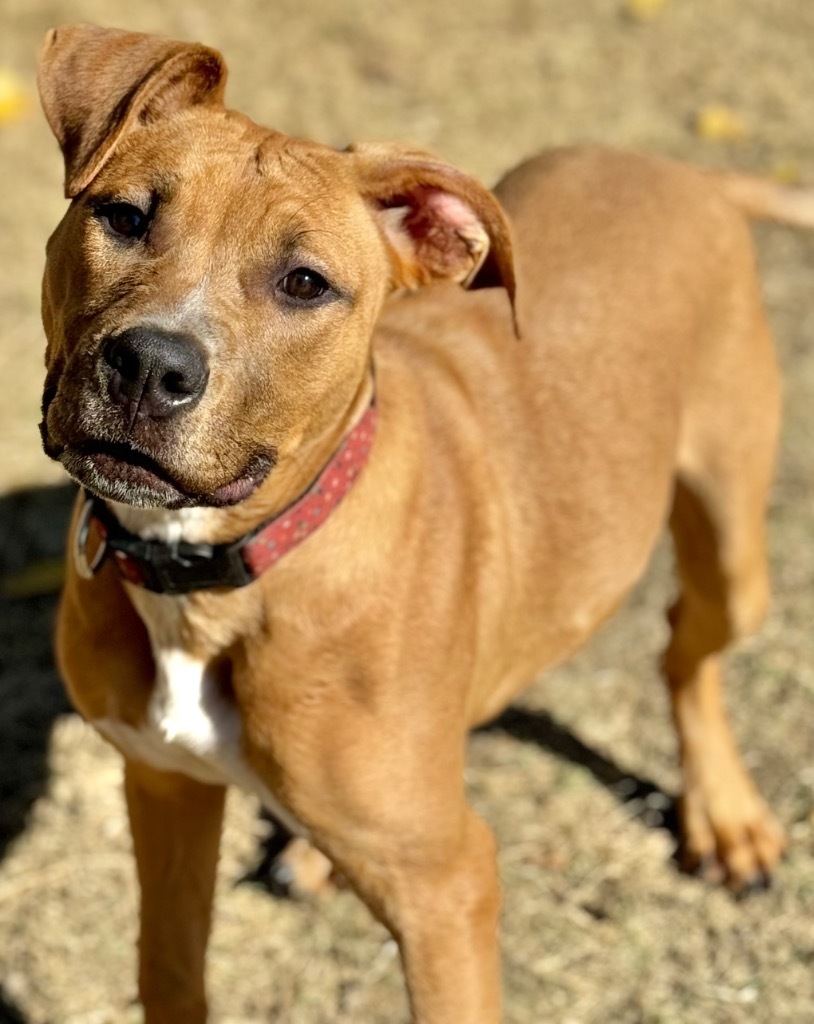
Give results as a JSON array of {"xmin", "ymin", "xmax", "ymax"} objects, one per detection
[{"xmin": 709, "ymin": 169, "xmax": 814, "ymax": 229}]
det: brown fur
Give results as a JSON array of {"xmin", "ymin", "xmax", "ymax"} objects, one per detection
[{"xmin": 40, "ymin": 25, "xmax": 791, "ymax": 1024}]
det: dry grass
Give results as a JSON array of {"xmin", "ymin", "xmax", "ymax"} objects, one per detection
[{"xmin": 1, "ymin": 1, "xmax": 814, "ymax": 1022}]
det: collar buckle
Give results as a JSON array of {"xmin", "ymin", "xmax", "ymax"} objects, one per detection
[
  {"xmin": 108, "ymin": 532, "xmax": 253, "ymax": 594},
  {"xmin": 73, "ymin": 494, "xmax": 109, "ymax": 579}
]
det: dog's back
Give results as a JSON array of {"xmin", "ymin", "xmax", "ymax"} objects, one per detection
[{"xmin": 372, "ymin": 146, "xmax": 779, "ymax": 723}]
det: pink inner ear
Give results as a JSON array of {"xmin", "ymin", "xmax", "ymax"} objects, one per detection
[
  {"xmin": 421, "ymin": 189, "xmax": 481, "ymax": 230},
  {"xmin": 402, "ymin": 188, "xmax": 482, "ymax": 243},
  {"xmin": 397, "ymin": 187, "xmax": 488, "ymax": 283}
]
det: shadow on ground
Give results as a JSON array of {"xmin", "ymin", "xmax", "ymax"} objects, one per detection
[
  {"xmin": 0, "ymin": 483, "xmax": 76, "ymax": 862},
  {"xmin": 0, "ymin": 989, "xmax": 26, "ymax": 1024},
  {"xmin": 482, "ymin": 705, "xmax": 681, "ymax": 838},
  {"xmin": 0, "ymin": 483, "xmax": 78, "ymax": 1023}
]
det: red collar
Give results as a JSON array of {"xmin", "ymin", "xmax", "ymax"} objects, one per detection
[{"xmin": 74, "ymin": 404, "xmax": 377, "ymax": 594}]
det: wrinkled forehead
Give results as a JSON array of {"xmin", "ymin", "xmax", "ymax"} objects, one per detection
[{"xmin": 86, "ymin": 109, "xmax": 365, "ymax": 236}]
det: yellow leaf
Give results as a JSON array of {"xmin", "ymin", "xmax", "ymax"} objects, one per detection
[
  {"xmin": 624, "ymin": 0, "xmax": 669, "ymax": 22},
  {"xmin": 770, "ymin": 159, "xmax": 802, "ymax": 186},
  {"xmin": 694, "ymin": 104, "xmax": 748, "ymax": 143},
  {"xmin": 0, "ymin": 68, "xmax": 30, "ymax": 124},
  {"xmin": 1, "ymin": 558, "xmax": 65, "ymax": 599}
]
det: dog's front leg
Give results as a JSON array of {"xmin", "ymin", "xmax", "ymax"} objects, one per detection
[
  {"xmin": 320, "ymin": 802, "xmax": 501, "ymax": 1024},
  {"xmin": 398, "ymin": 808, "xmax": 501, "ymax": 1024},
  {"xmin": 124, "ymin": 760, "xmax": 226, "ymax": 1024}
]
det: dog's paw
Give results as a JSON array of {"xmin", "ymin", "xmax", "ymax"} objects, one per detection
[
  {"xmin": 253, "ymin": 836, "xmax": 337, "ymax": 901},
  {"xmin": 268, "ymin": 837, "xmax": 336, "ymax": 900},
  {"xmin": 678, "ymin": 787, "xmax": 786, "ymax": 895}
]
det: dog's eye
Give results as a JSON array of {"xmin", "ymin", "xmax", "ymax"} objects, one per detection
[
  {"xmin": 98, "ymin": 203, "xmax": 149, "ymax": 240},
  {"xmin": 279, "ymin": 268, "xmax": 330, "ymax": 302}
]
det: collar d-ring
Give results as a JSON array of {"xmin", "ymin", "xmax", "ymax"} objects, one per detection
[{"xmin": 73, "ymin": 493, "xmax": 108, "ymax": 580}]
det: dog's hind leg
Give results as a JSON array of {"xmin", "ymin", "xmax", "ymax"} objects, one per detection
[
  {"xmin": 663, "ymin": 318, "xmax": 786, "ymax": 892},
  {"xmin": 247, "ymin": 810, "xmax": 335, "ymax": 899}
]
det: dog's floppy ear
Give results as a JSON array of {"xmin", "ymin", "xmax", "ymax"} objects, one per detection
[
  {"xmin": 38, "ymin": 25, "xmax": 227, "ymax": 198},
  {"xmin": 348, "ymin": 143, "xmax": 516, "ymax": 320}
]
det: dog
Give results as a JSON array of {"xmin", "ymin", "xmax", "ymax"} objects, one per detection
[{"xmin": 37, "ymin": 23, "xmax": 811, "ymax": 1024}]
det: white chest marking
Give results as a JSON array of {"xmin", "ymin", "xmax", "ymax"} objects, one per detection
[
  {"xmin": 93, "ymin": 504, "xmax": 305, "ymax": 836},
  {"xmin": 109, "ymin": 501, "xmax": 222, "ymax": 544},
  {"xmin": 94, "ymin": 646, "xmax": 304, "ymax": 837}
]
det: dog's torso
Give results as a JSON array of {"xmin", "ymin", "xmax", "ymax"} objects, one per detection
[{"xmin": 60, "ymin": 149, "xmax": 767, "ymax": 818}]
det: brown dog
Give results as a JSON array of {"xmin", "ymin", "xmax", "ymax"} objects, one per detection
[{"xmin": 38, "ymin": 23, "xmax": 809, "ymax": 1024}]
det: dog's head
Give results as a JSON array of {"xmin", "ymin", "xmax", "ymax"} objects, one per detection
[{"xmin": 38, "ymin": 25, "xmax": 515, "ymax": 509}]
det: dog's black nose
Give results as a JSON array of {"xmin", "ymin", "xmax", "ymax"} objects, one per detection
[{"xmin": 103, "ymin": 327, "xmax": 209, "ymax": 420}]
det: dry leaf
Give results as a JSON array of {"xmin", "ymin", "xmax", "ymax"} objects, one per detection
[
  {"xmin": 1, "ymin": 558, "xmax": 66, "ymax": 599},
  {"xmin": 694, "ymin": 104, "xmax": 748, "ymax": 142},
  {"xmin": 624, "ymin": 0, "xmax": 669, "ymax": 23},
  {"xmin": 770, "ymin": 159, "xmax": 803, "ymax": 185},
  {"xmin": 0, "ymin": 68, "xmax": 30, "ymax": 124}
]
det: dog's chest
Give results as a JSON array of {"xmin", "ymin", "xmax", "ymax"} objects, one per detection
[
  {"xmin": 93, "ymin": 508, "xmax": 303, "ymax": 833},
  {"xmin": 94, "ymin": 626, "xmax": 243, "ymax": 790},
  {"xmin": 95, "ymin": 603, "xmax": 302, "ymax": 835}
]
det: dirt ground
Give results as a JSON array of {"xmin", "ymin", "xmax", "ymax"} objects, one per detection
[{"xmin": 1, "ymin": 1, "xmax": 814, "ymax": 1022}]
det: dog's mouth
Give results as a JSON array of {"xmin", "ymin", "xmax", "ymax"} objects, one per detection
[{"xmin": 55, "ymin": 438, "xmax": 274, "ymax": 509}]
